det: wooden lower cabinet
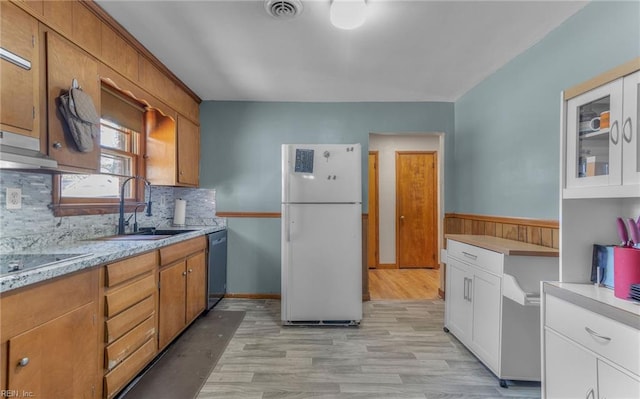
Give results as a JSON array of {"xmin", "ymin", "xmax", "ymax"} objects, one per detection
[
  {"xmin": 158, "ymin": 261, "xmax": 187, "ymax": 348},
  {"xmin": 8, "ymin": 302, "xmax": 97, "ymax": 398},
  {"xmin": 158, "ymin": 237, "xmax": 207, "ymax": 349},
  {"xmin": 0, "ymin": 268, "xmax": 100, "ymax": 399},
  {"xmin": 102, "ymin": 251, "xmax": 158, "ymax": 399},
  {"xmin": 186, "ymin": 251, "xmax": 207, "ymax": 322}
]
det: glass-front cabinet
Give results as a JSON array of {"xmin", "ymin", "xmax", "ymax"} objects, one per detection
[{"xmin": 564, "ymin": 70, "xmax": 640, "ymax": 197}]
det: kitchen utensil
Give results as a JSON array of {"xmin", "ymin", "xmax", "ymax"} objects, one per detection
[
  {"xmin": 628, "ymin": 218, "xmax": 640, "ymax": 248},
  {"xmin": 616, "ymin": 217, "xmax": 630, "ymax": 247}
]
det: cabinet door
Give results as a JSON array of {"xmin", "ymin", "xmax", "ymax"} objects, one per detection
[
  {"xmin": 598, "ymin": 360, "xmax": 640, "ymax": 399},
  {"xmin": 566, "ymin": 79, "xmax": 623, "ymax": 189},
  {"xmin": 470, "ymin": 268, "xmax": 501, "ymax": 373},
  {"xmin": 185, "ymin": 251, "xmax": 207, "ymax": 323},
  {"xmin": 7, "ymin": 302, "xmax": 98, "ymax": 398},
  {"xmin": 622, "ymin": 71, "xmax": 640, "ymax": 186},
  {"xmin": 177, "ymin": 116, "xmax": 200, "ymax": 186},
  {"xmin": 46, "ymin": 32, "xmax": 100, "ymax": 171},
  {"xmin": 544, "ymin": 329, "xmax": 597, "ymax": 399},
  {"xmin": 445, "ymin": 258, "xmax": 472, "ymax": 343},
  {"xmin": 159, "ymin": 261, "xmax": 186, "ymax": 348},
  {"xmin": 0, "ymin": 2, "xmax": 39, "ymax": 138}
]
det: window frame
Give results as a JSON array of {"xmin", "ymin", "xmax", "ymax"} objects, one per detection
[{"xmin": 51, "ymin": 88, "xmax": 149, "ymax": 217}]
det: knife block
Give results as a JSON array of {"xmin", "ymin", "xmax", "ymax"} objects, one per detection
[{"xmin": 613, "ymin": 247, "xmax": 640, "ymax": 299}]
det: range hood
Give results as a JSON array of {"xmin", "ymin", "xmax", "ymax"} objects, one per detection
[{"xmin": 0, "ymin": 131, "xmax": 58, "ymax": 170}]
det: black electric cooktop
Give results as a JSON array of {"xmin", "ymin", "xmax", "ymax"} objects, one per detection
[{"xmin": 0, "ymin": 253, "xmax": 91, "ymax": 275}]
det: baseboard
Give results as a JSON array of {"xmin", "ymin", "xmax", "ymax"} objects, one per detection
[
  {"xmin": 376, "ymin": 263, "xmax": 397, "ymax": 269},
  {"xmin": 224, "ymin": 293, "xmax": 281, "ymax": 299}
]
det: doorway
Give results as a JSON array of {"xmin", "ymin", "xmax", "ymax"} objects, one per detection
[
  {"xmin": 367, "ymin": 134, "xmax": 443, "ymax": 300},
  {"xmin": 396, "ymin": 151, "xmax": 438, "ymax": 268}
]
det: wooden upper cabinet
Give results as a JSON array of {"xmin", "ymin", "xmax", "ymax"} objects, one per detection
[
  {"xmin": 43, "ymin": 0, "xmax": 73, "ymax": 38},
  {"xmin": 177, "ymin": 115, "xmax": 200, "ymax": 186},
  {"xmin": 22, "ymin": 1, "xmax": 44, "ymax": 16},
  {"xmin": 72, "ymin": 2, "xmax": 101, "ymax": 57},
  {"xmin": 0, "ymin": 1, "xmax": 39, "ymax": 138},
  {"xmin": 101, "ymin": 25, "xmax": 139, "ymax": 82},
  {"xmin": 139, "ymin": 57, "xmax": 199, "ymax": 122},
  {"xmin": 139, "ymin": 57, "xmax": 171, "ymax": 104},
  {"xmin": 46, "ymin": 31, "xmax": 100, "ymax": 172},
  {"xmin": 146, "ymin": 111, "xmax": 199, "ymax": 187}
]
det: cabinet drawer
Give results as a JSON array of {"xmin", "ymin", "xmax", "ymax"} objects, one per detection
[
  {"xmin": 160, "ymin": 236, "xmax": 206, "ymax": 266},
  {"xmin": 105, "ymin": 274, "xmax": 155, "ymax": 317},
  {"xmin": 104, "ymin": 336, "xmax": 156, "ymax": 398},
  {"xmin": 105, "ymin": 295, "xmax": 155, "ymax": 344},
  {"xmin": 106, "ymin": 251, "xmax": 157, "ymax": 287},
  {"xmin": 545, "ymin": 294, "xmax": 640, "ymax": 375},
  {"xmin": 447, "ymin": 240, "xmax": 503, "ymax": 275},
  {"xmin": 105, "ymin": 316, "xmax": 155, "ymax": 371}
]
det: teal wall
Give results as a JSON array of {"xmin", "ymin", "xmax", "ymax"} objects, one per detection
[
  {"xmin": 454, "ymin": 1, "xmax": 640, "ymax": 219},
  {"xmin": 200, "ymin": 1, "xmax": 640, "ymax": 294},
  {"xmin": 200, "ymin": 102, "xmax": 454, "ymax": 294}
]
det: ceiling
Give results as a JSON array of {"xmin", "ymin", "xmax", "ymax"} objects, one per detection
[{"xmin": 95, "ymin": 0, "xmax": 587, "ymax": 102}]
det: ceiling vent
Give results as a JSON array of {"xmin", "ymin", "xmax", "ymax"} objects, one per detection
[{"xmin": 265, "ymin": 0, "xmax": 303, "ymax": 19}]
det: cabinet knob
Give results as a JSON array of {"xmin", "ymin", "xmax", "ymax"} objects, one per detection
[
  {"xmin": 182, "ymin": 271, "xmax": 187, "ymax": 276},
  {"xmin": 188, "ymin": 268, "xmax": 193, "ymax": 273},
  {"xmin": 400, "ymin": 215, "xmax": 405, "ymax": 219},
  {"xmin": 52, "ymin": 142, "xmax": 62, "ymax": 149},
  {"xmin": 18, "ymin": 357, "xmax": 29, "ymax": 367}
]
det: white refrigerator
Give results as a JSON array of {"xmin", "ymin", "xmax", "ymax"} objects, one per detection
[{"xmin": 281, "ymin": 143, "xmax": 362, "ymax": 325}]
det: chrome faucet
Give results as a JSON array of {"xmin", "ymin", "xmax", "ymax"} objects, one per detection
[{"xmin": 118, "ymin": 176, "xmax": 152, "ymax": 235}]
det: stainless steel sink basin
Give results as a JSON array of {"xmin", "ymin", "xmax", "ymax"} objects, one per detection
[
  {"xmin": 98, "ymin": 229, "xmax": 197, "ymax": 241},
  {"xmin": 140, "ymin": 229, "xmax": 197, "ymax": 235}
]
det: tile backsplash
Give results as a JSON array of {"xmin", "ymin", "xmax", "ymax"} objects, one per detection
[{"xmin": 0, "ymin": 171, "xmax": 224, "ymax": 252}]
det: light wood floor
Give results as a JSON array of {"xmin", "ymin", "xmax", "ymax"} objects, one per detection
[
  {"xmin": 197, "ymin": 299, "xmax": 541, "ymax": 398},
  {"xmin": 369, "ymin": 268, "xmax": 440, "ymax": 300}
]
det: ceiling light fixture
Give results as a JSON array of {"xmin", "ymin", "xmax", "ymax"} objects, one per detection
[{"xmin": 330, "ymin": 0, "xmax": 367, "ymax": 30}]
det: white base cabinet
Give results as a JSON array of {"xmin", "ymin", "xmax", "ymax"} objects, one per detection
[
  {"xmin": 444, "ymin": 237, "xmax": 559, "ymax": 385},
  {"xmin": 542, "ymin": 283, "xmax": 640, "ymax": 399}
]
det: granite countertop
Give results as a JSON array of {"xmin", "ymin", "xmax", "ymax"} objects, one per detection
[
  {"xmin": 445, "ymin": 234, "xmax": 559, "ymax": 257},
  {"xmin": 543, "ymin": 281, "xmax": 640, "ymax": 330},
  {"xmin": 0, "ymin": 225, "xmax": 226, "ymax": 293}
]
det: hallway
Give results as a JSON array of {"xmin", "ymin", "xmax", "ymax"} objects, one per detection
[{"xmin": 368, "ymin": 268, "xmax": 440, "ymax": 300}]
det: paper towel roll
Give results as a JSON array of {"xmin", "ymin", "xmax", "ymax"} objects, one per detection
[{"xmin": 173, "ymin": 199, "xmax": 186, "ymax": 226}]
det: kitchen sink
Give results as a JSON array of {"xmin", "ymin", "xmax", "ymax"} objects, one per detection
[
  {"xmin": 98, "ymin": 229, "xmax": 197, "ymax": 241},
  {"xmin": 139, "ymin": 229, "xmax": 197, "ymax": 235}
]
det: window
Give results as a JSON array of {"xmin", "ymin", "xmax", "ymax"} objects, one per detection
[{"xmin": 52, "ymin": 86, "xmax": 147, "ymax": 216}]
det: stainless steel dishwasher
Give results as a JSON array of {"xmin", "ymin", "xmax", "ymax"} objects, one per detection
[{"xmin": 207, "ymin": 229, "xmax": 227, "ymax": 309}]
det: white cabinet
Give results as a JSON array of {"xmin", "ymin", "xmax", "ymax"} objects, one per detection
[
  {"xmin": 542, "ymin": 284, "xmax": 640, "ymax": 399},
  {"xmin": 444, "ymin": 237, "xmax": 559, "ymax": 386},
  {"xmin": 564, "ymin": 70, "xmax": 640, "ymax": 198},
  {"xmin": 544, "ymin": 329, "xmax": 597, "ymax": 399}
]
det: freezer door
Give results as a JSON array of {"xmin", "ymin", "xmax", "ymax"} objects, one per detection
[
  {"xmin": 281, "ymin": 203, "xmax": 362, "ymax": 322},
  {"xmin": 282, "ymin": 144, "xmax": 361, "ymax": 203}
]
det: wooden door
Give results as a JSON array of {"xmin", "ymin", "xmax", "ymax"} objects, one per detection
[
  {"xmin": 7, "ymin": 302, "xmax": 97, "ymax": 398},
  {"xmin": 367, "ymin": 152, "xmax": 379, "ymax": 268},
  {"xmin": 396, "ymin": 151, "xmax": 438, "ymax": 268},
  {"xmin": 177, "ymin": 115, "xmax": 200, "ymax": 186},
  {"xmin": 158, "ymin": 261, "xmax": 186, "ymax": 349},
  {"xmin": 0, "ymin": 1, "xmax": 39, "ymax": 138},
  {"xmin": 46, "ymin": 32, "xmax": 100, "ymax": 171},
  {"xmin": 185, "ymin": 251, "xmax": 207, "ymax": 323}
]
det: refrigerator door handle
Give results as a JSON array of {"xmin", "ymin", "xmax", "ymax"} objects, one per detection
[{"xmin": 284, "ymin": 205, "xmax": 290, "ymax": 242}]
